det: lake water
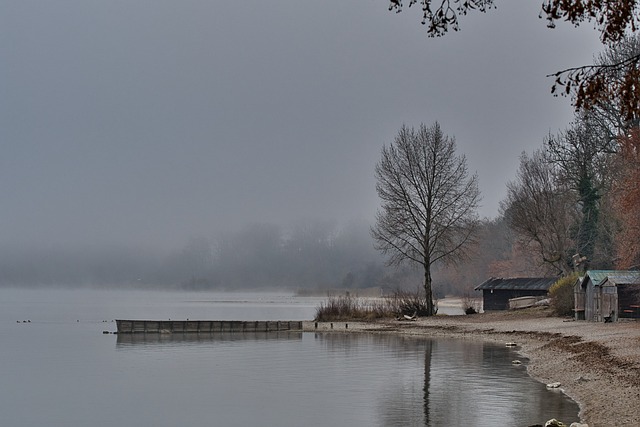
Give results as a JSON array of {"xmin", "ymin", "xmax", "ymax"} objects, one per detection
[{"xmin": 0, "ymin": 288, "xmax": 579, "ymax": 426}]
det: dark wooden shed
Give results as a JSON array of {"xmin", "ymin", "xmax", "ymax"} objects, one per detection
[{"xmin": 474, "ymin": 277, "xmax": 558, "ymax": 311}]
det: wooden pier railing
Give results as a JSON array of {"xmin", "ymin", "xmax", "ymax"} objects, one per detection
[{"xmin": 115, "ymin": 319, "xmax": 303, "ymax": 334}]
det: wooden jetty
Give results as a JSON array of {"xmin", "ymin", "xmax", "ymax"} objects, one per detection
[{"xmin": 115, "ymin": 319, "xmax": 303, "ymax": 334}]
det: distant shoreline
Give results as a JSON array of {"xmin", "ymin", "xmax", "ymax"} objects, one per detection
[{"xmin": 305, "ymin": 308, "xmax": 640, "ymax": 426}]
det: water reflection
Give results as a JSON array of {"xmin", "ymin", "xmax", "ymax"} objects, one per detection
[
  {"xmin": 313, "ymin": 333, "xmax": 578, "ymax": 426},
  {"xmin": 424, "ymin": 339, "xmax": 431, "ymax": 426},
  {"xmin": 116, "ymin": 331, "xmax": 302, "ymax": 348}
]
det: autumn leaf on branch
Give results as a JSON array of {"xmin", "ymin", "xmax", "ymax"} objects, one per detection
[
  {"xmin": 389, "ymin": 1, "xmax": 640, "ymax": 121},
  {"xmin": 541, "ymin": 1, "xmax": 640, "ymax": 121},
  {"xmin": 549, "ymin": 53, "xmax": 640, "ymax": 123},
  {"xmin": 388, "ymin": 0, "xmax": 495, "ymax": 37}
]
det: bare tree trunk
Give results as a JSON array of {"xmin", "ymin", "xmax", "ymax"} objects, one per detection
[{"xmin": 424, "ymin": 266, "xmax": 434, "ymax": 315}]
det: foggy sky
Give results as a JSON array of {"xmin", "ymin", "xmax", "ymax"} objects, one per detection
[{"xmin": 1, "ymin": 1, "xmax": 602, "ymax": 250}]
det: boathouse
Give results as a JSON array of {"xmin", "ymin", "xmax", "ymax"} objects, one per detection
[
  {"xmin": 574, "ymin": 270, "xmax": 640, "ymax": 322},
  {"xmin": 475, "ymin": 277, "xmax": 558, "ymax": 311}
]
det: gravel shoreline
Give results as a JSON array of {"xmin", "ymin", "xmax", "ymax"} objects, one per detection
[{"xmin": 304, "ymin": 308, "xmax": 640, "ymax": 426}]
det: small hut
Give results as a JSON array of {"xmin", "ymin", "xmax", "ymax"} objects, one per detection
[
  {"xmin": 475, "ymin": 277, "xmax": 558, "ymax": 311},
  {"xmin": 574, "ymin": 270, "xmax": 640, "ymax": 322}
]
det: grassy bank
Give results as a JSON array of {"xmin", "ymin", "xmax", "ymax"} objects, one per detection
[{"xmin": 314, "ymin": 292, "xmax": 432, "ymax": 321}]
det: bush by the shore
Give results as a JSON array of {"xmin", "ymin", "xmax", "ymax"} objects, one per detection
[
  {"xmin": 461, "ymin": 293, "xmax": 481, "ymax": 314},
  {"xmin": 549, "ymin": 273, "xmax": 579, "ymax": 316}
]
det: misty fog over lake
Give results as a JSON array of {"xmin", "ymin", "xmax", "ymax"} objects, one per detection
[{"xmin": 1, "ymin": 2, "xmax": 601, "ymax": 293}]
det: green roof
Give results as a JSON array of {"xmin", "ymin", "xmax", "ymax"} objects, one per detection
[{"xmin": 585, "ymin": 270, "xmax": 640, "ymax": 286}]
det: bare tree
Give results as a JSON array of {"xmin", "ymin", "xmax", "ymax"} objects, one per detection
[
  {"xmin": 371, "ymin": 122, "xmax": 480, "ymax": 315},
  {"xmin": 545, "ymin": 112, "xmax": 617, "ymax": 268},
  {"xmin": 501, "ymin": 149, "xmax": 577, "ymax": 275}
]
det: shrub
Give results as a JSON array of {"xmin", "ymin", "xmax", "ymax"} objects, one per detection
[
  {"xmin": 387, "ymin": 288, "xmax": 434, "ymax": 317},
  {"xmin": 314, "ymin": 295, "xmax": 396, "ymax": 321},
  {"xmin": 549, "ymin": 273, "xmax": 579, "ymax": 317},
  {"xmin": 461, "ymin": 292, "xmax": 481, "ymax": 315},
  {"xmin": 313, "ymin": 289, "xmax": 433, "ymax": 321}
]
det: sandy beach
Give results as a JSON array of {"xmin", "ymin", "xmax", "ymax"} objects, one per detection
[{"xmin": 305, "ymin": 307, "xmax": 640, "ymax": 426}]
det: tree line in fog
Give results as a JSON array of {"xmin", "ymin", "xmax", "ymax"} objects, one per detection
[
  {"xmin": 0, "ymin": 220, "xmax": 383, "ymax": 292},
  {"xmin": 0, "ymin": 216, "xmax": 548, "ymax": 297}
]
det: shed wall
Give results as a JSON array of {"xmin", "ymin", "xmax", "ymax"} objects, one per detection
[
  {"xmin": 618, "ymin": 285, "xmax": 640, "ymax": 318},
  {"xmin": 574, "ymin": 283, "xmax": 586, "ymax": 320},
  {"xmin": 584, "ymin": 279, "xmax": 596, "ymax": 321}
]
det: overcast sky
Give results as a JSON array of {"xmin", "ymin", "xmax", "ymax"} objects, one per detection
[{"xmin": 1, "ymin": 1, "xmax": 602, "ymax": 250}]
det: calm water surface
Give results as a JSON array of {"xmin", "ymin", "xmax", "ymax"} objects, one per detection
[{"xmin": 0, "ymin": 288, "xmax": 579, "ymax": 427}]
